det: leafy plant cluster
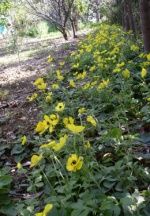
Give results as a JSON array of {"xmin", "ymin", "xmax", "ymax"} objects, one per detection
[{"xmin": 2, "ymin": 24, "xmax": 150, "ymax": 216}]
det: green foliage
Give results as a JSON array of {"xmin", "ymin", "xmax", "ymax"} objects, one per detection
[
  {"xmin": 47, "ymin": 22, "xmax": 58, "ymax": 33},
  {"xmin": 0, "ymin": 167, "xmax": 16, "ymax": 215},
  {"xmin": 20, "ymin": 24, "xmax": 149, "ymax": 215},
  {"xmin": 26, "ymin": 27, "xmax": 38, "ymax": 37},
  {"xmin": 0, "ymin": 0, "xmax": 11, "ymax": 15},
  {"xmin": 3, "ymin": 23, "xmax": 150, "ymax": 215}
]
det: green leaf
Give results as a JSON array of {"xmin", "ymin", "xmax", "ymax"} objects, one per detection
[
  {"xmin": 0, "ymin": 144, "xmax": 10, "ymax": 152},
  {"xmin": 113, "ymin": 205, "xmax": 121, "ymax": 216},
  {"xmin": 0, "ymin": 167, "xmax": 11, "ymax": 176},
  {"xmin": 141, "ymin": 132, "xmax": 150, "ymax": 144},
  {"xmin": 71, "ymin": 208, "xmax": 91, "ymax": 216},
  {"xmin": 115, "ymin": 160, "xmax": 123, "ymax": 169},
  {"xmin": 71, "ymin": 200, "xmax": 84, "ymax": 209},
  {"xmin": 103, "ymin": 180, "xmax": 115, "ymax": 189},
  {"xmin": 0, "ymin": 202, "xmax": 17, "ymax": 216},
  {"xmin": 11, "ymin": 144, "xmax": 25, "ymax": 155},
  {"xmin": 0, "ymin": 175, "xmax": 13, "ymax": 189},
  {"xmin": 0, "ymin": 194, "xmax": 11, "ymax": 205},
  {"xmin": 110, "ymin": 128, "xmax": 122, "ymax": 140},
  {"xmin": 35, "ymin": 182, "xmax": 44, "ymax": 187},
  {"xmin": 120, "ymin": 196, "xmax": 132, "ymax": 206}
]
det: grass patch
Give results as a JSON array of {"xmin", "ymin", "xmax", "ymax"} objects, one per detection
[{"xmin": 0, "ymin": 89, "xmax": 9, "ymax": 100}]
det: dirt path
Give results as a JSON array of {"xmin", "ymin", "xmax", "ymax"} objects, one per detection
[{"xmin": 0, "ymin": 31, "xmax": 88, "ymax": 145}]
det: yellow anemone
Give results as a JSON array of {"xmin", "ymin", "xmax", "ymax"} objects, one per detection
[{"xmin": 66, "ymin": 154, "xmax": 83, "ymax": 172}]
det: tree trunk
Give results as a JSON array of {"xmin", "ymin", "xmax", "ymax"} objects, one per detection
[
  {"xmin": 127, "ymin": 0, "xmax": 136, "ymax": 37},
  {"xmin": 124, "ymin": 0, "xmax": 130, "ymax": 31},
  {"xmin": 139, "ymin": 0, "xmax": 150, "ymax": 53},
  {"xmin": 124, "ymin": 0, "xmax": 136, "ymax": 36},
  {"xmin": 70, "ymin": 20, "xmax": 77, "ymax": 38},
  {"xmin": 62, "ymin": 27, "xmax": 68, "ymax": 40}
]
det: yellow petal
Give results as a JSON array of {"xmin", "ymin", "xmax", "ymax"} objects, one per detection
[
  {"xmin": 34, "ymin": 78, "xmax": 44, "ymax": 85},
  {"xmin": 67, "ymin": 124, "xmax": 85, "ymax": 134},
  {"xmin": 30, "ymin": 154, "xmax": 42, "ymax": 168},
  {"xmin": 141, "ymin": 68, "xmax": 147, "ymax": 78},
  {"xmin": 21, "ymin": 135, "xmax": 27, "ymax": 145}
]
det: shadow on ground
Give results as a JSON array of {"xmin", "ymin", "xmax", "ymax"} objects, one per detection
[{"xmin": 0, "ymin": 30, "xmax": 88, "ymax": 146}]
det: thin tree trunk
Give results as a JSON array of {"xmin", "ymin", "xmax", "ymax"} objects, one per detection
[
  {"xmin": 62, "ymin": 27, "xmax": 68, "ymax": 40},
  {"xmin": 139, "ymin": 0, "xmax": 150, "ymax": 53},
  {"xmin": 121, "ymin": 3, "xmax": 125, "ymax": 29},
  {"xmin": 124, "ymin": 0, "xmax": 135, "ymax": 34},
  {"xmin": 127, "ymin": 0, "xmax": 136, "ymax": 37},
  {"xmin": 124, "ymin": 0, "xmax": 130, "ymax": 31},
  {"xmin": 70, "ymin": 20, "xmax": 77, "ymax": 38}
]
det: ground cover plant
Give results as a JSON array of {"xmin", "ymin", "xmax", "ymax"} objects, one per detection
[{"xmin": 1, "ymin": 24, "xmax": 150, "ymax": 216}]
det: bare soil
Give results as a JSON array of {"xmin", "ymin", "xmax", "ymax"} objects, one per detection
[{"xmin": 0, "ymin": 31, "xmax": 88, "ymax": 146}]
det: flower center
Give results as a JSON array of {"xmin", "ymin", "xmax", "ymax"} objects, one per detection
[{"xmin": 71, "ymin": 160, "xmax": 77, "ymax": 165}]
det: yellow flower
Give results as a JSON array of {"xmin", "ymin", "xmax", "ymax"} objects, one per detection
[
  {"xmin": 67, "ymin": 124, "xmax": 85, "ymax": 134},
  {"xmin": 79, "ymin": 49, "xmax": 84, "ymax": 54},
  {"xmin": 52, "ymin": 84, "xmax": 59, "ymax": 89},
  {"xmin": 43, "ymin": 114, "xmax": 59, "ymax": 133},
  {"xmin": 83, "ymin": 83, "xmax": 90, "ymax": 90},
  {"xmin": 28, "ymin": 93, "xmax": 38, "ymax": 101},
  {"xmin": 70, "ymin": 80, "xmax": 76, "ymax": 88},
  {"xmin": 40, "ymin": 135, "xmax": 68, "ymax": 151},
  {"xmin": 55, "ymin": 102, "xmax": 65, "ymax": 112},
  {"xmin": 76, "ymin": 71, "xmax": 86, "ymax": 80},
  {"xmin": 56, "ymin": 70, "xmax": 64, "ymax": 81},
  {"xmin": 45, "ymin": 92, "xmax": 53, "ymax": 103},
  {"xmin": 147, "ymin": 97, "xmax": 150, "ymax": 101},
  {"xmin": 63, "ymin": 117, "xmax": 74, "ymax": 126},
  {"xmin": 89, "ymin": 66, "xmax": 96, "ymax": 72},
  {"xmin": 40, "ymin": 141, "xmax": 56, "ymax": 148},
  {"xmin": 91, "ymin": 81, "xmax": 97, "ymax": 86},
  {"xmin": 17, "ymin": 162, "xmax": 22, "ymax": 170},
  {"xmin": 35, "ymin": 121, "xmax": 48, "ymax": 134},
  {"xmin": 49, "ymin": 114, "xmax": 59, "ymax": 126},
  {"xmin": 37, "ymin": 82, "xmax": 47, "ymax": 90},
  {"xmin": 52, "ymin": 134, "xmax": 68, "ymax": 151},
  {"xmin": 97, "ymin": 79, "xmax": 109, "ymax": 90},
  {"xmin": 34, "ymin": 78, "xmax": 47, "ymax": 90},
  {"xmin": 130, "ymin": 45, "xmax": 139, "ymax": 51},
  {"xmin": 78, "ymin": 107, "xmax": 85, "ymax": 114},
  {"xmin": 71, "ymin": 51, "xmax": 76, "ymax": 56},
  {"xmin": 73, "ymin": 63, "xmax": 79, "ymax": 68},
  {"xmin": 87, "ymin": 116, "xmax": 97, "ymax": 126},
  {"xmin": 81, "ymin": 71, "xmax": 86, "ymax": 79},
  {"xmin": 117, "ymin": 62, "xmax": 125, "ymax": 67},
  {"xmin": 66, "ymin": 154, "xmax": 83, "ymax": 172},
  {"xmin": 113, "ymin": 68, "xmax": 121, "ymax": 73},
  {"xmin": 21, "ymin": 135, "xmax": 27, "ymax": 145},
  {"xmin": 35, "ymin": 114, "xmax": 59, "ymax": 134},
  {"xmin": 30, "ymin": 154, "xmax": 42, "ymax": 168},
  {"xmin": 34, "ymin": 78, "xmax": 44, "ymax": 85},
  {"xmin": 139, "ymin": 53, "xmax": 146, "ymax": 58},
  {"xmin": 34, "ymin": 204, "xmax": 53, "ymax": 216},
  {"xmin": 147, "ymin": 53, "xmax": 150, "ymax": 61},
  {"xmin": 122, "ymin": 69, "xmax": 130, "ymax": 78},
  {"xmin": 141, "ymin": 68, "xmax": 147, "ymax": 78},
  {"xmin": 47, "ymin": 55, "xmax": 53, "ymax": 63},
  {"xmin": 59, "ymin": 61, "xmax": 65, "ymax": 66},
  {"xmin": 85, "ymin": 142, "xmax": 90, "ymax": 148},
  {"xmin": 76, "ymin": 73, "xmax": 82, "ymax": 79}
]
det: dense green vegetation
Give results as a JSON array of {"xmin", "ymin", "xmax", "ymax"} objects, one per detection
[{"xmin": 1, "ymin": 23, "xmax": 150, "ymax": 216}]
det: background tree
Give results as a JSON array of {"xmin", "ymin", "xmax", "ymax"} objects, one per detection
[
  {"xmin": 139, "ymin": 0, "xmax": 150, "ymax": 53},
  {"xmin": 24, "ymin": 0, "xmax": 75, "ymax": 40},
  {"xmin": 0, "ymin": 0, "xmax": 11, "ymax": 15},
  {"xmin": 69, "ymin": 0, "xmax": 89, "ymax": 38}
]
